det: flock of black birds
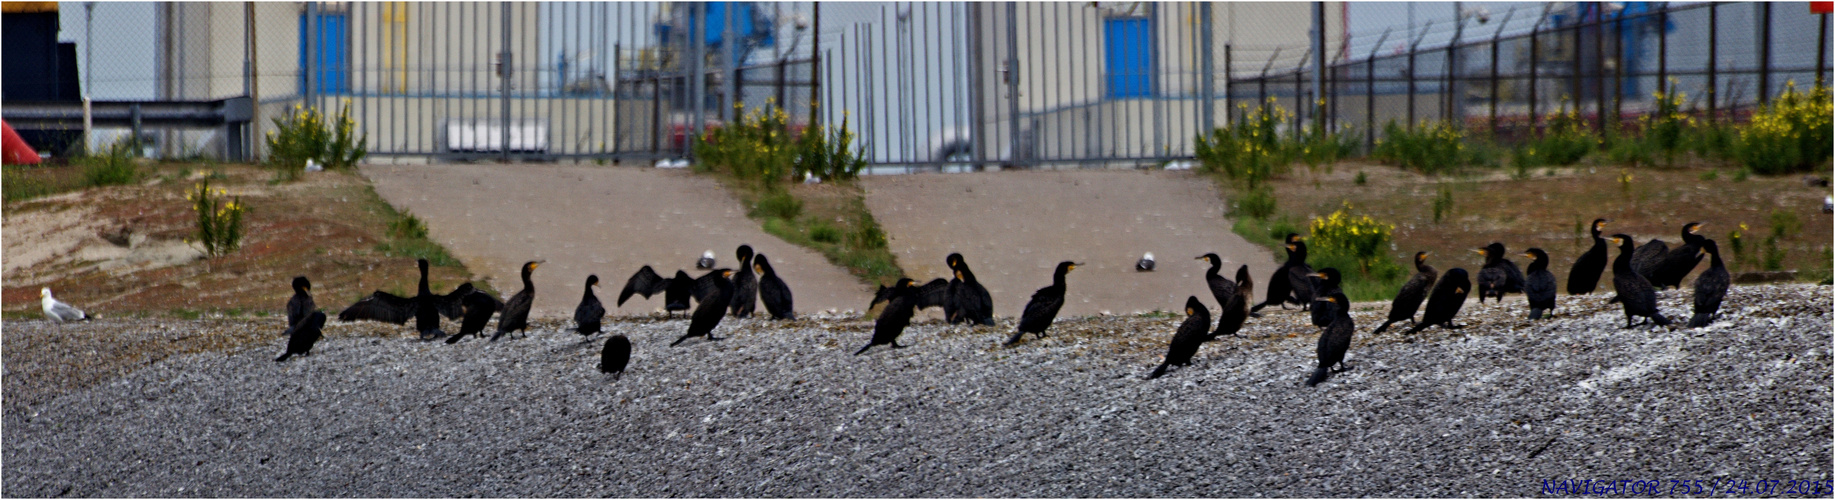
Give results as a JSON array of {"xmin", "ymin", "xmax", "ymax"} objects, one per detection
[
  {"xmin": 271, "ymin": 218, "xmax": 1731, "ymax": 388},
  {"xmin": 1148, "ymin": 218, "xmax": 1731, "ymax": 386}
]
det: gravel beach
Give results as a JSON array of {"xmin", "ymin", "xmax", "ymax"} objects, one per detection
[{"xmin": 4, "ymin": 284, "xmax": 1829, "ymax": 497}]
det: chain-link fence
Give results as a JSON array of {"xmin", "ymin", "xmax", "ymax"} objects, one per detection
[{"xmin": 6, "ymin": 2, "xmax": 1828, "ymax": 168}]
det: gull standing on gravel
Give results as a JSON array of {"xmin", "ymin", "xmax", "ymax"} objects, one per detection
[{"xmin": 40, "ymin": 287, "xmax": 92, "ymax": 324}]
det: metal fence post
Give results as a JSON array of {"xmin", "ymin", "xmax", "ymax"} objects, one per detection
[
  {"xmin": 1707, "ymin": 3, "xmax": 1717, "ymax": 122},
  {"xmin": 1200, "ymin": 3, "xmax": 1214, "ymax": 133},
  {"xmin": 1657, "ymin": 6, "xmax": 1667, "ymax": 96},
  {"xmin": 725, "ymin": 3, "xmax": 738, "ymax": 123},
  {"xmin": 1758, "ymin": 2, "xmax": 1771, "ymax": 104},
  {"xmin": 1593, "ymin": 2, "xmax": 1605, "ymax": 131},
  {"xmin": 306, "ymin": 2, "xmax": 318, "ymax": 107},
  {"xmin": 1005, "ymin": 2, "xmax": 1020, "ymax": 168},
  {"xmin": 1365, "ymin": 30, "xmax": 1387, "ymax": 151},
  {"xmin": 968, "ymin": 4, "xmax": 984, "ymax": 168},
  {"xmin": 1529, "ymin": 20, "xmax": 1540, "ymax": 134},
  {"xmin": 501, "ymin": 2, "xmax": 512, "ymax": 162},
  {"xmin": 690, "ymin": 3, "xmax": 705, "ymax": 157},
  {"xmin": 810, "ymin": 2, "xmax": 821, "ymax": 129},
  {"xmin": 1571, "ymin": 17, "xmax": 1582, "ymax": 119},
  {"xmin": 1223, "ymin": 43, "xmax": 1233, "ymax": 124},
  {"xmin": 1820, "ymin": 12, "xmax": 1829, "ymax": 88}
]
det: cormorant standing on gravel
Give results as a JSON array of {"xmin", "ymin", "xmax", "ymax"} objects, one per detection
[
  {"xmin": 337, "ymin": 259, "xmax": 467, "ymax": 340},
  {"xmin": 673, "ymin": 269, "xmax": 736, "ymax": 346},
  {"xmin": 1475, "ymin": 242, "xmax": 1524, "ymax": 304},
  {"xmin": 729, "ymin": 245, "xmax": 758, "ymax": 318},
  {"xmin": 1610, "ymin": 234, "xmax": 1672, "ymax": 329},
  {"xmin": 275, "ymin": 310, "xmax": 328, "ymax": 362},
  {"xmin": 1149, "ymin": 296, "xmax": 1213, "ymax": 379},
  {"xmin": 445, "ymin": 288, "xmax": 502, "ymax": 344},
  {"xmin": 1306, "ymin": 293, "xmax": 1355, "ymax": 387},
  {"xmin": 1196, "ymin": 253, "xmax": 1238, "ymax": 320},
  {"xmin": 1652, "ymin": 222, "xmax": 1707, "ymax": 290},
  {"xmin": 1404, "ymin": 268, "xmax": 1471, "ymax": 334},
  {"xmin": 599, "ymin": 335, "xmax": 631, "ymax": 379},
  {"xmin": 286, "ymin": 276, "xmax": 315, "ymax": 329},
  {"xmin": 1212, "ymin": 265, "xmax": 1253, "ymax": 339},
  {"xmin": 1373, "ymin": 252, "xmax": 1438, "ymax": 335},
  {"xmin": 1631, "ymin": 236, "xmax": 1669, "ymax": 285},
  {"xmin": 1309, "ymin": 268, "xmax": 1343, "ymax": 328},
  {"xmin": 1004, "ymin": 261, "xmax": 1079, "ymax": 346},
  {"xmin": 1687, "ymin": 240, "xmax": 1729, "ymax": 328},
  {"xmin": 1523, "ymin": 248, "xmax": 1558, "ymax": 320},
  {"xmin": 754, "ymin": 254, "xmax": 795, "ymax": 320},
  {"xmin": 574, "ymin": 274, "xmax": 605, "ymax": 336},
  {"xmin": 490, "ymin": 261, "xmax": 541, "ymax": 341},
  {"xmin": 1567, "ymin": 218, "xmax": 1611, "ymax": 295},
  {"xmin": 1252, "ymin": 234, "xmax": 1311, "ymax": 312},
  {"xmin": 618, "ymin": 266, "xmax": 719, "ymax": 317},
  {"xmin": 857, "ymin": 278, "xmax": 920, "ymax": 355},
  {"xmin": 947, "ymin": 253, "xmax": 996, "ymax": 326}
]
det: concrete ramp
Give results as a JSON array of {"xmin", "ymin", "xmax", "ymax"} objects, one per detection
[
  {"xmin": 862, "ymin": 170, "xmax": 1281, "ymax": 319},
  {"xmin": 363, "ymin": 164, "xmax": 870, "ymax": 316}
]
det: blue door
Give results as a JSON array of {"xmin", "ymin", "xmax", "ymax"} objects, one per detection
[
  {"xmin": 299, "ymin": 12, "xmax": 349, "ymax": 94},
  {"xmin": 1104, "ymin": 17, "xmax": 1152, "ymax": 98}
]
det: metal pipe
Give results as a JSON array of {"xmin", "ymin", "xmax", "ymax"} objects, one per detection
[
  {"xmin": 1758, "ymin": 2, "xmax": 1771, "ymax": 104},
  {"xmin": 1707, "ymin": 3, "xmax": 1717, "ymax": 122},
  {"xmin": 501, "ymin": 2, "xmax": 512, "ymax": 161}
]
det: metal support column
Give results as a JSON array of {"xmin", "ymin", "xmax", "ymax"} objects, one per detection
[{"xmin": 1200, "ymin": 3, "xmax": 1214, "ymax": 132}]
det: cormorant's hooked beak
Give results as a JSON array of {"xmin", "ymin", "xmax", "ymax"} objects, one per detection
[
  {"xmin": 1325, "ymin": 296, "xmax": 1341, "ymax": 305},
  {"xmin": 1472, "ymin": 248, "xmax": 1487, "ymax": 256},
  {"xmin": 1688, "ymin": 223, "xmax": 1704, "ymax": 234},
  {"xmin": 1454, "ymin": 287, "xmax": 1465, "ymax": 294},
  {"xmin": 1522, "ymin": 252, "xmax": 1534, "ymax": 260},
  {"xmin": 1284, "ymin": 244, "xmax": 1297, "ymax": 252},
  {"xmin": 755, "ymin": 264, "xmax": 765, "ymax": 274},
  {"xmin": 1312, "ymin": 272, "xmax": 1329, "ymax": 279}
]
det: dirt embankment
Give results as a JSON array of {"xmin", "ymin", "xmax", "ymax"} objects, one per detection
[
  {"xmin": 862, "ymin": 169, "xmax": 1281, "ymax": 319},
  {"xmin": 362, "ymin": 164, "xmax": 873, "ymax": 316}
]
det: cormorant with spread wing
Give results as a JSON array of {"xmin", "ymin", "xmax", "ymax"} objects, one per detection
[{"xmin": 337, "ymin": 258, "xmax": 468, "ymax": 340}]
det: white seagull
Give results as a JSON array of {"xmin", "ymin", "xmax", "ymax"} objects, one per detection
[
  {"xmin": 40, "ymin": 287, "xmax": 92, "ymax": 324},
  {"xmin": 1136, "ymin": 252, "xmax": 1156, "ymax": 272},
  {"xmin": 696, "ymin": 250, "xmax": 717, "ymax": 270}
]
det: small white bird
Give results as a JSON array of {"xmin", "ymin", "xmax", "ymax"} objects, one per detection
[
  {"xmin": 40, "ymin": 287, "xmax": 91, "ymax": 324},
  {"xmin": 696, "ymin": 250, "xmax": 717, "ymax": 270},
  {"xmin": 304, "ymin": 158, "xmax": 324, "ymax": 172},
  {"xmin": 1136, "ymin": 252, "xmax": 1156, "ymax": 272}
]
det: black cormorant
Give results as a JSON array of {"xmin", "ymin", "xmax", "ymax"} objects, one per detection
[
  {"xmin": 274, "ymin": 310, "xmax": 327, "ymax": 362},
  {"xmin": 1475, "ymin": 242, "xmax": 1524, "ymax": 304},
  {"xmin": 1523, "ymin": 248, "xmax": 1558, "ymax": 319},
  {"xmin": 946, "ymin": 253, "xmax": 996, "ymax": 326},
  {"xmin": 1003, "ymin": 261, "xmax": 1079, "ymax": 346},
  {"xmin": 1687, "ymin": 240, "xmax": 1729, "ymax": 328},
  {"xmin": 599, "ymin": 335, "xmax": 631, "ymax": 379},
  {"xmin": 1567, "ymin": 218, "xmax": 1611, "ymax": 295},
  {"xmin": 286, "ymin": 276, "xmax": 314, "ymax": 329},
  {"xmin": 673, "ymin": 269, "xmax": 736, "ymax": 346},
  {"xmin": 857, "ymin": 278, "xmax": 920, "ymax": 355},
  {"xmin": 1212, "ymin": 265, "xmax": 1253, "ymax": 339},
  {"xmin": 1610, "ymin": 234, "xmax": 1673, "ymax": 328},
  {"xmin": 1405, "ymin": 268, "xmax": 1472, "ymax": 334},
  {"xmin": 619, "ymin": 266, "xmax": 721, "ymax": 317},
  {"xmin": 1373, "ymin": 252, "xmax": 1438, "ymax": 334},
  {"xmin": 1252, "ymin": 234, "xmax": 1309, "ymax": 312},
  {"xmin": 729, "ymin": 245, "xmax": 758, "ymax": 318},
  {"xmin": 754, "ymin": 253, "xmax": 796, "ymax": 320},
  {"xmin": 574, "ymin": 274, "xmax": 605, "ymax": 336},
  {"xmin": 1306, "ymin": 292, "xmax": 1355, "ymax": 387},
  {"xmin": 1651, "ymin": 222, "xmax": 1707, "ymax": 290},
  {"xmin": 1309, "ymin": 268, "xmax": 1343, "ymax": 328},
  {"xmin": 1631, "ymin": 236, "xmax": 1669, "ymax": 284},
  {"xmin": 1148, "ymin": 296, "xmax": 1213, "ymax": 379},
  {"xmin": 1196, "ymin": 253, "xmax": 1237, "ymax": 319},
  {"xmin": 336, "ymin": 258, "xmax": 467, "ymax": 340},
  {"xmin": 490, "ymin": 261, "xmax": 541, "ymax": 341},
  {"xmin": 445, "ymin": 288, "xmax": 503, "ymax": 344}
]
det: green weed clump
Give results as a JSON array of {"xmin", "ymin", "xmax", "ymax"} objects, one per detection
[
  {"xmin": 1735, "ymin": 83, "xmax": 1833, "ymax": 175},
  {"xmin": 1193, "ymin": 102, "xmax": 1294, "ymax": 188},
  {"xmin": 81, "ymin": 140, "xmax": 143, "ymax": 187},
  {"xmin": 751, "ymin": 191, "xmax": 804, "ymax": 220},
  {"xmin": 267, "ymin": 101, "xmax": 367, "ymax": 181},
  {"xmin": 697, "ymin": 102, "xmax": 868, "ymax": 186},
  {"xmin": 186, "ymin": 178, "xmax": 246, "ymax": 259},
  {"xmin": 1372, "ymin": 121, "xmax": 1486, "ymax": 174},
  {"xmin": 1512, "ymin": 103, "xmax": 1596, "ymax": 168},
  {"xmin": 1303, "ymin": 203, "xmax": 1408, "ymax": 301},
  {"xmin": 1431, "ymin": 186, "xmax": 1455, "ymax": 224}
]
